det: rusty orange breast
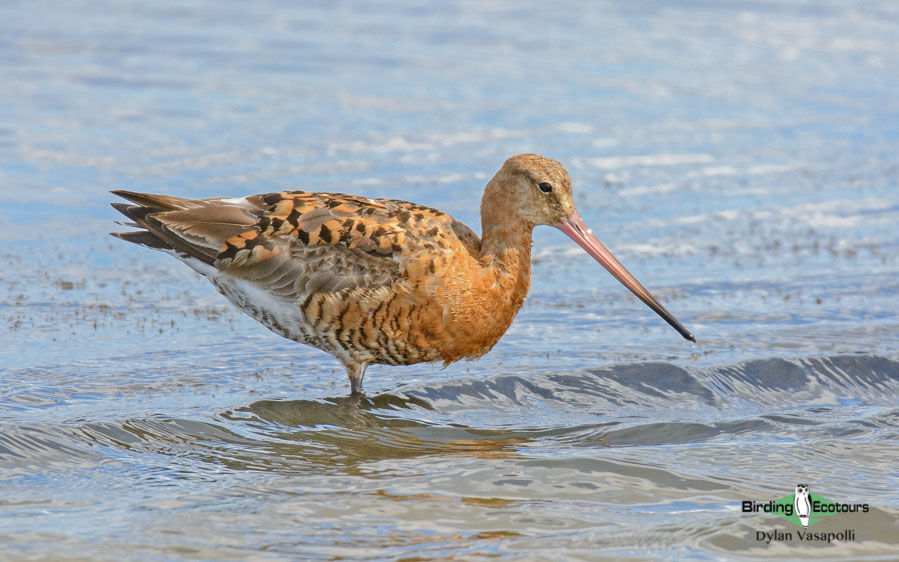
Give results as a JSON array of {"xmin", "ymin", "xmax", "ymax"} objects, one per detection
[{"xmin": 418, "ymin": 234, "xmax": 532, "ymax": 364}]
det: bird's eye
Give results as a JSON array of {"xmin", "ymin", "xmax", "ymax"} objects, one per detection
[{"xmin": 538, "ymin": 182, "xmax": 553, "ymax": 193}]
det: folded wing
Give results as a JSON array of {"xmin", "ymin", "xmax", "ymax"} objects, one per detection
[{"xmin": 111, "ymin": 189, "xmax": 477, "ymax": 302}]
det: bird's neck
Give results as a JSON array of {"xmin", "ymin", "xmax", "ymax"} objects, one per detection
[
  {"xmin": 478, "ymin": 218, "xmax": 534, "ymax": 319},
  {"xmin": 478, "ymin": 187, "xmax": 536, "ymax": 312},
  {"xmin": 480, "ymin": 221, "xmax": 533, "ymax": 271}
]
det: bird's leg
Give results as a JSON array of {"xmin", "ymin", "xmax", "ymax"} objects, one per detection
[{"xmin": 346, "ymin": 362, "xmax": 367, "ymax": 396}]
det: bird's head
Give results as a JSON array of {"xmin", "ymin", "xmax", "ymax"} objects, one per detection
[
  {"xmin": 482, "ymin": 153, "xmax": 695, "ymax": 342},
  {"xmin": 486, "ymin": 153, "xmax": 576, "ymax": 227}
]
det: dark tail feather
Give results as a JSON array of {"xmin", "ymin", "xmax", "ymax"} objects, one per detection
[
  {"xmin": 109, "ymin": 230, "xmax": 173, "ymax": 251},
  {"xmin": 110, "ymin": 190, "xmax": 206, "ymax": 211},
  {"xmin": 110, "ymin": 196, "xmax": 217, "ymax": 265}
]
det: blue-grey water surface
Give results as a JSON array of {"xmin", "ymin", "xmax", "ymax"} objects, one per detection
[{"xmin": 1, "ymin": 1, "xmax": 898, "ymax": 559}]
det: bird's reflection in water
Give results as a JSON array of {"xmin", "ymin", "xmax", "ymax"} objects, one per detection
[
  {"xmin": 244, "ymin": 392, "xmax": 434, "ymax": 430},
  {"xmin": 226, "ymin": 393, "xmax": 530, "ymax": 468}
]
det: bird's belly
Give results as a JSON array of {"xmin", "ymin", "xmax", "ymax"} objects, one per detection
[
  {"xmin": 212, "ymin": 276, "xmax": 442, "ymax": 367},
  {"xmin": 213, "ymin": 276, "xmax": 324, "ymax": 347}
]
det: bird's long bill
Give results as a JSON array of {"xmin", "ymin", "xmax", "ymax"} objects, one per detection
[{"xmin": 555, "ymin": 210, "xmax": 696, "ymax": 342}]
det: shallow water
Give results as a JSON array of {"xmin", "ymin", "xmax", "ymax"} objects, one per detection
[{"xmin": 2, "ymin": 1, "xmax": 898, "ymax": 559}]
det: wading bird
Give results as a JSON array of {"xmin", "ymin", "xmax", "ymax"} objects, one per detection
[{"xmin": 112, "ymin": 154, "xmax": 694, "ymax": 394}]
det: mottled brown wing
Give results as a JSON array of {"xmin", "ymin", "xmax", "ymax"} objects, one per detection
[
  {"xmin": 214, "ymin": 190, "xmax": 477, "ymax": 299},
  {"xmin": 112, "ymin": 189, "xmax": 479, "ymax": 301}
]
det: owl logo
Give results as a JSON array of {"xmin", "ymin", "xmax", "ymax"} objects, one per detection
[{"xmin": 794, "ymin": 484, "xmax": 811, "ymax": 527}]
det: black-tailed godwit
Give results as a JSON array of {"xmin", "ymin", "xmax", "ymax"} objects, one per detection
[{"xmin": 112, "ymin": 154, "xmax": 694, "ymax": 394}]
